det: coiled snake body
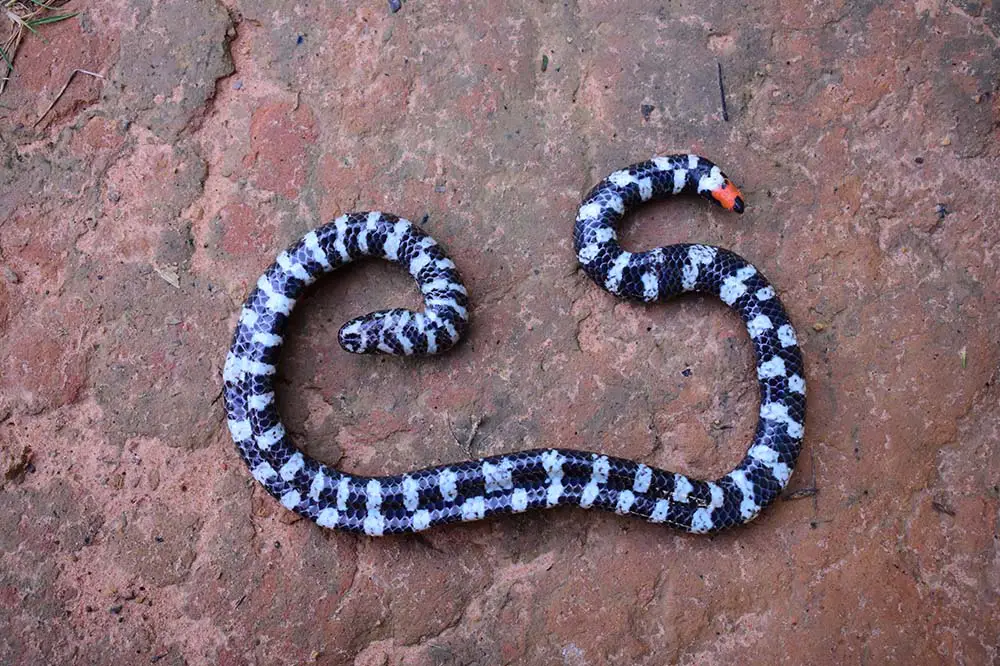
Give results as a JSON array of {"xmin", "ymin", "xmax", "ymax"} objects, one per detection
[{"xmin": 223, "ymin": 155, "xmax": 806, "ymax": 535}]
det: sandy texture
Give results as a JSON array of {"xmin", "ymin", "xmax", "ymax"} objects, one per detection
[{"xmin": 1, "ymin": 0, "xmax": 998, "ymax": 664}]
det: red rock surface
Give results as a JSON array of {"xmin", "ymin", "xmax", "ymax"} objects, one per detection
[{"xmin": 1, "ymin": 1, "xmax": 998, "ymax": 664}]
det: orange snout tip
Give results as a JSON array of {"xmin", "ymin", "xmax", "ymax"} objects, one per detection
[{"xmin": 713, "ymin": 181, "xmax": 744, "ymax": 213}]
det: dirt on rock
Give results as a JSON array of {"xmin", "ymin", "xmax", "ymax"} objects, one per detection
[{"xmin": 1, "ymin": 1, "xmax": 998, "ymax": 664}]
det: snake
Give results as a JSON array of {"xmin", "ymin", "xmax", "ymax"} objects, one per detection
[{"xmin": 222, "ymin": 155, "xmax": 806, "ymax": 535}]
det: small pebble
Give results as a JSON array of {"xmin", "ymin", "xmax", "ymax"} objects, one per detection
[
  {"xmin": 232, "ymin": 80, "xmax": 243, "ymax": 90},
  {"xmin": 940, "ymin": 136, "xmax": 951, "ymax": 146},
  {"xmin": 1, "ymin": 266, "xmax": 18, "ymax": 283},
  {"xmin": 812, "ymin": 322, "xmax": 826, "ymax": 332}
]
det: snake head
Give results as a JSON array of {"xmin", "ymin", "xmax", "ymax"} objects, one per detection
[
  {"xmin": 711, "ymin": 179, "xmax": 745, "ymax": 213},
  {"xmin": 691, "ymin": 159, "xmax": 744, "ymax": 213}
]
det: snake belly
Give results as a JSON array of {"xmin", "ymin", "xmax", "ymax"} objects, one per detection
[{"xmin": 223, "ymin": 156, "xmax": 806, "ymax": 535}]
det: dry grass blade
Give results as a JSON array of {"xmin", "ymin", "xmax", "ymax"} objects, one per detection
[
  {"xmin": 782, "ymin": 487, "xmax": 819, "ymax": 501},
  {"xmin": 21, "ymin": 0, "xmax": 66, "ymax": 9},
  {"xmin": 0, "ymin": 0, "xmax": 76, "ymax": 96},
  {"xmin": 0, "ymin": 43, "xmax": 12, "ymax": 71},
  {"xmin": 5, "ymin": 9, "xmax": 34, "ymax": 34},
  {"xmin": 33, "ymin": 67, "xmax": 102, "ymax": 126},
  {"xmin": 1, "ymin": 13, "xmax": 23, "ymax": 93}
]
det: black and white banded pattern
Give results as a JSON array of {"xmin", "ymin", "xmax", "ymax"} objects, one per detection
[
  {"xmin": 223, "ymin": 156, "xmax": 805, "ymax": 535},
  {"xmin": 573, "ymin": 154, "xmax": 806, "ymax": 532}
]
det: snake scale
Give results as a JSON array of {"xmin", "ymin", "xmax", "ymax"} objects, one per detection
[{"xmin": 223, "ymin": 155, "xmax": 806, "ymax": 535}]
